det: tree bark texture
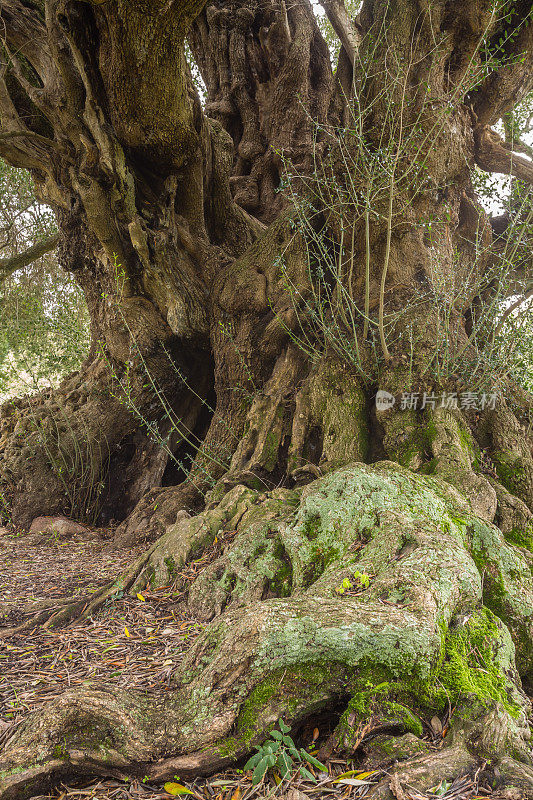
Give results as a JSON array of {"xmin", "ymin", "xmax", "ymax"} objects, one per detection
[{"xmin": 1, "ymin": 0, "xmax": 533, "ymax": 797}]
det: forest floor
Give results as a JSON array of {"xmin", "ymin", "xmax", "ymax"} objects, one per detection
[{"xmin": 0, "ymin": 527, "xmax": 523, "ymax": 800}]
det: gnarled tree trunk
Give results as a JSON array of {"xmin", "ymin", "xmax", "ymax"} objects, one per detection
[{"xmin": 1, "ymin": 0, "xmax": 533, "ymax": 797}]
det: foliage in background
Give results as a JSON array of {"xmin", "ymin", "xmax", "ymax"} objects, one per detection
[
  {"xmin": 314, "ymin": 0, "xmax": 363, "ymax": 63},
  {"xmin": 0, "ymin": 160, "xmax": 90, "ymax": 399}
]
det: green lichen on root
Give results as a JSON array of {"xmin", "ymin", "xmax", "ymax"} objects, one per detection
[
  {"xmin": 424, "ymin": 608, "xmax": 523, "ymax": 718},
  {"xmin": 335, "ymin": 609, "xmax": 525, "ymax": 752},
  {"xmin": 504, "ymin": 525, "xmax": 533, "ymax": 553},
  {"xmin": 492, "ymin": 452, "xmax": 528, "ymax": 499},
  {"xmin": 468, "ymin": 518, "xmax": 533, "ymax": 677},
  {"xmin": 5, "ymin": 460, "xmax": 533, "ymax": 800}
]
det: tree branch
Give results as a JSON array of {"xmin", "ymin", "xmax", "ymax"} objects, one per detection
[
  {"xmin": 473, "ymin": 3, "xmax": 533, "ymax": 125},
  {"xmin": 0, "ymin": 233, "xmax": 59, "ymax": 280},
  {"xmin": 0, "ymin": 130, "xmax": 55, "ymax": 147},
  {"xmin": 318, "ymin": 0, "xmax": 360, "ymax": 65},
  {"xmin": 475, "ymin": 125, "xmax": 533, "ymax": 186},
  {"xmin": 503, "ymin": 113, "xmax": 533, "ymax": 160},
  {"xmin": 494, "ymin": 289, "xmax": 533, "ymax": 339}
]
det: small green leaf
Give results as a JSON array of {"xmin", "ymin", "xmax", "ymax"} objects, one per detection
[
  {"xmin": 279, "ymin": 719, "xmax": 290, "ymax": 734},
  {"xmin": 299, "ymin": 766, "xmax": 317, "ymax": 783},
  {"xmin": 301, "ymin": 750, "xmax": 328, "ymax": 771},
  {"xmin": 244, "ymin": 752, "xmax": 261, "ymax": 770},
  {"xmin": 277, "ymin": 751, "xmax": 292, "ymax": 779},
  {"xmin": 270, "ymin": 730, "xmax": 283, "ymax": 740},
  {"xmin": 252, "ymin": 756, "xmax": 270, "ymax": 785}
]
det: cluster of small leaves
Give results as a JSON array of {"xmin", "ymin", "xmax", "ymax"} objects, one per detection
[
  {"xmin": 335, "ymin": 570, "xmax": 371, "ymax": 595},
  {"xmin": 244, "ymin": 720, "xmax": 327, "ymax": 785}
]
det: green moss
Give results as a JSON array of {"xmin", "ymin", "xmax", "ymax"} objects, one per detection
[
  {"xmin": 423, "ymin": 608, "xmax": 521, "ymax": 718},
  {"xmin": 387, "ymin": 703, "xmax": 424, "ymax": 737},
  {"xmin": 368, "ymin": 733, "xmax": 431, "ymax": 761},
  {"xmin": 467, "ymin": 517, "xmax": 533, "ymax": 673},
  {"xmin": 456, "ymin": 424, "xmax": 478, "ymax": 463},
  {"xmin": 269, "ymin": 544, "xmax": 293, "ymax": 597},
  {"xmin": 300, "ymin": 515, "xmax": 321, "ymax": 541},
  {"xmin": 224, "ymin": 663, "xmax": 350, "ymax": 756},
  {"xmin": 419, "ymin": 457, "xmax": 438, "ymax": 475},
  {"xmin": 337, "ymin": 681, "xmax": 423, "ymax": 748},
  {"xmin": 493, "ymin": 452, "xmax": 527, "ymax": 497},
  {"xmin": 164, "ymin": 555, "xmax": 177, "ymax": 580},
  {"xmin": 425, "ymin": 419, "xmax": 438, "ymax": 446},
  {"xmin": 0, "ymin": 764, "xmax": 34, "ymax": 780},
  {"xmin": 261, "ymin": 407, "xmax": 285, "ymax": 472},
  {"xmin": 236, "ymin": 679, "xmax": 280, "ymax": 742},
  {"xmin": 504, "ymin": 526, "xmax": 533, "ymax": 553},
  {"xmin": 216, "ymin": 736, "xmax": 242, "ymax": 758},
  {"xmin": 53, "ymin": 743, "xmax": 68, "ymax": 759}
]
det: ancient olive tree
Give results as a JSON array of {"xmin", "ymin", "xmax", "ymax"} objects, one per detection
[{"xmin": 1, "ymin": 0, "xmax": 533, "ymax": 797}]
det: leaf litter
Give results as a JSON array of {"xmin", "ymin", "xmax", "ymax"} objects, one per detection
[{"xmin": 0, "ymin": 528, "xmax": 526, "ymax": 800}]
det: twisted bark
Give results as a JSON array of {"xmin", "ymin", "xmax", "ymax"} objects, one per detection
[{"xmin": 1, "ymin": 0, "xmax": 533, "ymax": 797}]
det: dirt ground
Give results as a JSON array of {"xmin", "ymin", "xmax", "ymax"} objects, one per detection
[{"xmin": 0, "ymin": 527, "xmax": 524, "ymax": 800}]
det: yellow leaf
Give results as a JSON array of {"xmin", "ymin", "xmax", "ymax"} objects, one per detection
[
  {"xmin": 333, "ymin": 770, "xmax": 377, "ymax": 782},
  {"xmin": 164, "ymin": 782, "xmax": 194, "ymax": 796},
  {"xmin": 136, "ymin": 593, "xmax": 146, "ymax": 601},
  {"xmin": 231, "ymin": 788, "xmax": 241, "ymax": 800},
  {"xmin": 124, "ymin": 626, "xmax": 130, "ymax": 637}
]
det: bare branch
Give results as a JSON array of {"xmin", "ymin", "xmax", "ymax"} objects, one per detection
[
  {"xmin": 475, "ymin": 125, "xmax": 533, "ymax": 186},
  {"xmin": 494, "ymin": 289, "xmax": 533, "ymax": 339},
  {"xmin": 318, "ymin": 0, "xmax": 361, "ymax": 65},
  {"xmin": 503, "ymin": 113, "xmax": 533, "ymax": 160},
  {"xmin": 0, "ymin": 232, "xmax": 59, "ymax": 280}
]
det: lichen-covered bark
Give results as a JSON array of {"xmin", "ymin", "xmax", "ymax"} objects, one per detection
[
  {"xmin": 2, "ymin": 461, "xmax": 533, "ymax": 799},
  {"xmin": 1, "ymin": 0, "xmax": 533, "ymax": 796}
]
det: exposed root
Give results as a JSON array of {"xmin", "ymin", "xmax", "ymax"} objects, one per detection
[
  {"xmin": 372, "ymin": 746, "xmax": 477, "ymax": 800},
  {"xmin": 379, "ymin": 406, "xmax": 497, "ymax": 521},
  {"xmin": 488, "ymin": 403, "xmax": 533, "ymax": 513},
  {"xmin": 498, "ymin": 759, "xmax": 533, "ymax": 799},
  {"xmin": 2, "ymin": 462, "xmax": 533, "ymax": 799},
  {"xmin": 226, "ymin": 349, "xmax": 369, "ymax": 488},
  {"xmin": 112, "ymin": 481, "xmax": 205, "ymax": 548}
]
